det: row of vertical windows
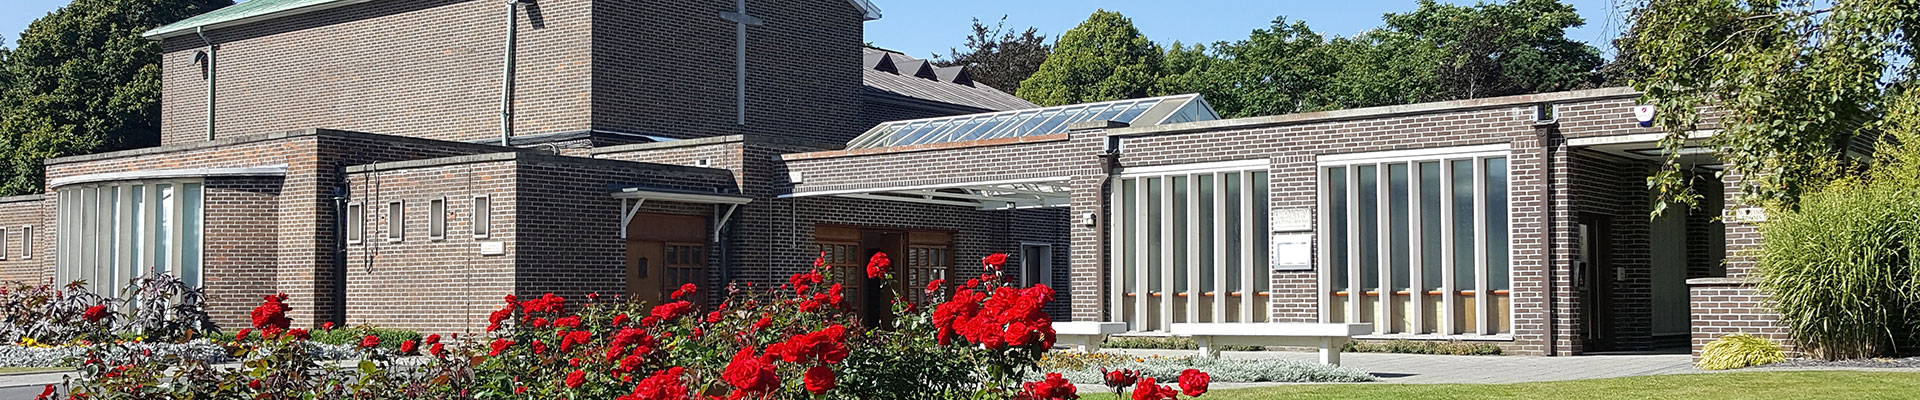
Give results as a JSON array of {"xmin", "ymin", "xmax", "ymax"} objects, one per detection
[
  {"xmin": 1110, "ymin": 162, "xmax": 1273, "ymax": 332},
  {"xmin": 346, "ymin": 196, "xmax": 490, "ymax": 244},
  {"xmin": 54, "ymin": 181, "xmax": 203, "ymax": 291}
]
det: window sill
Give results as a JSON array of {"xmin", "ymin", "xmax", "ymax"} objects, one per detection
[{"xmin": 1352, "ymin": 333, "xmax": 1514, "ymax": 342}]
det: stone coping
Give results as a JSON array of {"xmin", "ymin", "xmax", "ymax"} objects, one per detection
[
  {"xmin": 45, "ymin": 128, "xmax": 514, "ymax": 166},
  {"xmin": 1686, "ymin": 277, "xmax": 1759, "ymax": 286},
  {"xmin": 0, "ymin": 194, "xmax": 43, "ymax": 204},
  {"xmin": 1108, "ymin": 87, "xmax": 1639, "ymax": 138},
  {"xmin": 345, "ymin": 151, "xmax": 734, "ymax": 179}
]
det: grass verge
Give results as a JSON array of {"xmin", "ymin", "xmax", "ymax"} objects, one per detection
[{"xmin": 1075, "ymin": 371, "xmax": 1920, "ymax": 400}]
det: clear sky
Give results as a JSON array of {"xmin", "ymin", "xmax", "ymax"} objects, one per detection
[{"xmin": 3, "ymin": 0, "xmax": 1628, "ymax": 57}]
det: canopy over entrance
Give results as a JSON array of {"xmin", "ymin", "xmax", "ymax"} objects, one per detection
[{"xmin": 780, "ymin": 176, "xmax": 1071, "ymax": 210}]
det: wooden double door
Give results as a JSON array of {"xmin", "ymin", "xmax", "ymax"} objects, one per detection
[
  {"xmin": 813, "ymin": 225, "xmax": 954, "ymax": 324},
  {"xmin": 626, "ymin": 213, "xmax": 709, "ymax": 306}
]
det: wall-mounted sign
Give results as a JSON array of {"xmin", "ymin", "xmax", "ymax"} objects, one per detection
[
  {"xmin": 479, "ymin": 241, "xmax": 506, "ymax": 256},
  {"xmin": 1271, "ymin": 233, "xmax": 1313, "ymax": 271},
  {"xmin": 1634, "ymin": 105, "xmax": 1657, "ymax": 127},
  {"xmin": 1271, "ymin": 207, "xmax": 1312, "ymax": 232},
  {"xmin": 1727, "ymin": 207, "xmax": 1768, "ymax": 223}
]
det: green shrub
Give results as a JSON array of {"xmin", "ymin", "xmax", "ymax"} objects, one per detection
[
  {"xmin": 1757, "ymin": 177, "xmax": 1920, "ymax": 360},
  {"xmin": 1102, "ymin": 336, "xmax": 1264, "ymax": 351},
  {"xmin": 1342, "ymin": 339, "xmax": 1504, "ymax": 355},
  {"xmin": 307, "ymin": 326, "xmax": 420, "ymax": 351},
  {"xmin": 1697, "ymin": 333, "xmax": 1786, "ymax": 370}
]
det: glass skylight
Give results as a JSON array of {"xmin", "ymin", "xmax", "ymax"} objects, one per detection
[{"xmin": 846, "ymin": 94, "xmax": 1217, "ymax": 149}]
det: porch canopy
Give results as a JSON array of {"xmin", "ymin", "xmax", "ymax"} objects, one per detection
[
  {"xmin": 610, "ymin": 185, "xmax": 753, "ymax": 241},
  {"xmin": 781, "ymin": 175, "xmax": 1071, "ymax": 210}
]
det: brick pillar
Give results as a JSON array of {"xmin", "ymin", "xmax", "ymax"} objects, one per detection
[{"xmin": 1066, "ymin": 140, "xmax": 1112, "ymax": 323}]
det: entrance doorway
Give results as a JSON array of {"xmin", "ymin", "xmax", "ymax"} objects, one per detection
[
  {"xmin": 626, "ymin": 213, "xmax": 708, "ymax": 306},
  {"xmin": 1576, "ymin": 213, "xmax": 1615, "ymax": 352},
  {"xmin": 814, "ymin": 225, "xmax": 953, "ymax": 325}
]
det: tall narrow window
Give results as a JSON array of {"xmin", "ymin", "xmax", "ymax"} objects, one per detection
[
  {"xmin": 346, "ymin": 203, "xmax": 365, "ymax": 244},
  {"xmin": 0, "ymin": 227, "xmax": 9, "ymax": 260},
  {"xmin": 428, "ymin": 198, "xmax": 447, "ymax": 240},
  {"xmin": 22, "ymin": 226, "xmax": 30, "ymax": 260},
  {"xmin": 387, "ymin": 201, "xmax": 404, "ymax": 242},
  {"xmin": 473, "ymin": 196, "xmax": 491, "ymax": 238},
  {"xmin": 1320, "ymin": 146, "xmax": 1511, "ymax": 336}
]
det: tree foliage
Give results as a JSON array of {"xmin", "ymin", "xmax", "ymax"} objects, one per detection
[
  {"xmin": 1015, "ymin": 10, "xmax": 1164, "ymax": 106},
  {"xmin": 0, "ymin": 0, "xmax": 231, "ymax": 196},
  {"xmin": 932, "ymin": 16, "xmax": 1052, "ymax": 94},
  {"xmin": 1623, "ymin": 0, "xmax": 1918, "ymax": 211}
]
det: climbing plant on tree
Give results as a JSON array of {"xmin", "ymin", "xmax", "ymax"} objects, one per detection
[{"xmin": 1622, "ymin": 0, "xmax": 1917, "ymax": 213}]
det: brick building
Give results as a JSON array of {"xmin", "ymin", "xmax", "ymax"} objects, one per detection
[{"xmin": 0, "ymin": 0, "xmax": 1790, "ymax": 356}]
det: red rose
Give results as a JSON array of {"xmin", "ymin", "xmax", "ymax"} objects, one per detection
[
  {"xmin": 752, "ymin": 315, "xmax": 773, "ymax": 331},
  {"xmin": 554, "ymin": 316, "xmax": 582, "ymax": 329},
  {"xmin": 651, "ymin": 301, "xmax": 694, "ymax": 321},
  {"xmin": 564, "ymin": 369, "xmax": 586, "ymax": 388},
  {"xmin": 925, "ymin": 279, "xmax": 946, "ymax": 294},
  {"xmin": 1022, "ymin": 372, "xmax": 1078, "ymax": 400},
  {"xmin": 1178, "ymin": 369, "xmax": 1210, "ymax": 397},
  {"xmin": 359, "ymin": 335, "xmax": 380, "ymax": 349},
  {"xmin": 235, "ymin": 328, "xmax": 252, "ymax": 341},
  {"xmin": 721, "ymin": 347, "xmax": 778, "ymax": 394},
  {"xmin": 983, "ymin": 253, "xmax": 1008, "ymax": 269},
  {"xmin": 1101, "ymin": 368, "xmax": 1140, "ymax": 389},
  {"xmin": 612, "ymin": 314, "xmax": 630, "ymax": 326},
  {"xmin": 289, "ymin": 328, "xmax": 311, "ymax": 340},
  {"xmin": 429, "ymin": 343, "xmax": 446, "ymax": 358},
  {"xmin": 83, "ymin": 305, "xmax": 108, "ymax": 322},
  {"xmin": 322, "ymin": 321, "xmax": 335, "ymax": 331},
  {"xmin": 629, "ymin": 367, "xmax": 690, "ymax": 400},
  {"xmin": 865, "ymin": 252, "xmax": 892, "ymax": 279},
  {"xmin": 670, "ymin": 283, "xmax": 697, "ymax": 300},
  {"xmin": 423, "ymin": 334, "xmax": 441, "ymax": 346},
  {"xmin": 247, "ymin": 379, "xmax": 263, "ymax": 390},
  {"xmin": 399, "ymin": 340, "xmax": 418, "ymax": 354},
  {"xmin": 1131, "ymin": 378, "xmax": 1176, "ymax": 400},
  {"xmin": 804, "ymin": 365, "xmax": 836, "ymax": 394},
  {"xmin": 490, "ymin": 338, "xmax": 514, "ymax": 356},
  {"xmin": 250, "ymin": 294, "xmax": 292, "ymax": 330}
]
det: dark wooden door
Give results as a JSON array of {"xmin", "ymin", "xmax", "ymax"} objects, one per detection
[{"xmin": 1577, "ymin": 214, "xmax": 1615, "ymax": 352}]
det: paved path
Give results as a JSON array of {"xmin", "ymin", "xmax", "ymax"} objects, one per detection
[{"xmin": 1110, "ymin": 349, "xmax": 1699, "ymax": 384}]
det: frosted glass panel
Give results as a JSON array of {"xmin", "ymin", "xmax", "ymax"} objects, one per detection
[
  {"xmin": 1198, "ymin": 175, "xmax": 1215, "ymax": 292},
  {"xmin": 1223, "ymin": 173, "xmax": 1241, "ymax": 291},
  {"xmin": 1146, "ymin": 177, "xmax": 1162, "ymax": 292},
  {"xmin": 1418, "ymin": 163, "xmax": 1442, "ymax": 291},
  {"xmin": 182, "ymin": 183, "xmax": 203, "ymax": 288},
  {"xmin": 1357, "ymin": 165, "xmax": 1379, "ymax": 291},
  {"xmin": 1450, "ymin": 160, "xmax": 1475, "ymax": 291},
  {"xmin": 1484, "ymin": 158, "xmax": 1509, "ymax": 291},
  {"xmin": 1252, "ymin": 171, "xmax": 1270, "ymax": 294},
  {"xmin": 1172, "ymin": 176, "xmax": 1188, "ymax": 293},
  {"xmin": 1388, "ymin": 163, "xmax": 1410, "ymax": 291},
  {"xmin": 1327, "ymin": 168, "xmax": 1348, "ymax": 289},
  {"xmin": 1122, "ymin": 179, "xmax": 1136, "ymax": 294},
  {"xmin": 155, "ymin": 184, "xmax": 173, "ymax": 275}
]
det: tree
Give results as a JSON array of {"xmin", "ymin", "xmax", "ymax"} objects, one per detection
[
  {"xmin": 1015, "ymin": 10, "xmax": 1163, "ymax": 106},
  {"xmin": 1623, "ymin": 0, "xmax": 1913, "ymax": 212},
  {"xmin": 932, "ymin": 16, "xmax": 1052, "ymax": 94},
  {"xmin": 0, "ymin": 0, "xmax": 232, "ymax": 196},
  {"xmin": 1376, "ymin": 0, "xmax": 1603, "ymax": 100}
]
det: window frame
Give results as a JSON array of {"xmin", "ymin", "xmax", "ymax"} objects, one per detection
[
  {"xmin": 1315, "ymin": 144, "xmax": 1514, "ymax": 337},
  {"xmin": 19, "ymin": 226, "xmax": 27, "ymax": 260},
  {"xmin": 0, "ymin": 226, "xmax": 9, "ymax": 260},
  {"xmin": 346, "ymin": 202, "xmax": 365, "ymax": 244},
  {"xmin": 428, "ymin": 197, "xmax": 447, "ymax": 241},
  {"xmin": 472, "ymin": 195, "xmax": 491, "ymax": 239},
  {"xmin": 1110, "ymin": 159, "xmax": 1272, "ymax": 331},
  {"xmin": 1018, "ymin": 242, "xmax": 1053, "ymax": 288},
  {"xmin": 53, "ymin": 180, "xmax": 202, "ymax": 291},
  {"xmin": 387, "ymin": 200, "xmax": 405, "ymax": 243}
]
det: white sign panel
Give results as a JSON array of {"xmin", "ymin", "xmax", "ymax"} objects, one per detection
[
  {"xmin": 478, "ymin": 241, "xmax": 506, "ymax": 256},
  {"xmin": 1271, "ymin": 233, "xmax": 1313, "ymax": 271},
  {"xmin": 1271, "ymin": 207, "xmax": 1312, "ymax": 232}
]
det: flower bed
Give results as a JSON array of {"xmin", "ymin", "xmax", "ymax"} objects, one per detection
[{"xmin": 30, "ymin": 253, "xmax": 1218, "ymax": 400}]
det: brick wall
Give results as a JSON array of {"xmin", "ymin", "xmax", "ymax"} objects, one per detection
[
  {"xmin": 0, "ymin": 195, "xmax": 48, "ymax": 283},
  {"xmin": 1689, "ymin": 279, "xmax": 1795, "ymax": 357}
]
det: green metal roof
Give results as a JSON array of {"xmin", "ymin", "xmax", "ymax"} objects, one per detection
[{"xmin": 145, "ymin": 0, "xmax": 882, "ymax": 40}]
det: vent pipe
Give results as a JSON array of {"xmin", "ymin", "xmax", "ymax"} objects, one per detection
[{"xmin": 500, "ymin": 0, "xmax": 533, "ymax": 147}]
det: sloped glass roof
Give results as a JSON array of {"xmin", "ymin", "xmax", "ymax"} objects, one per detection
[{"xmin": 846, "ymin": 94, "xmax": 1218, "ymax": 149}]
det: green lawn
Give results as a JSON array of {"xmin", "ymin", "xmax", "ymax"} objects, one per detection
[
  {"xmin": 0, "ymin": 367, "xmax": 66, "ymax": 375},
  {"xmin": 1078, "ymin": 371, "xmax": 1920, "ymax": 400}
]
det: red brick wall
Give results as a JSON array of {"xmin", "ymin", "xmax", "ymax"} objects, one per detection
[
  {"xmin": 344, "ymin": 160, "xmax": 518, "ymax": 333},
  {"xmin": 1690, "ymin": 280, "xmax": 1795, "ymax": 357},
  {"xmin": 0, "ymin": 195, "xmax": 48, "ymax": 283},
  {"xmin": 159, "ymin": 0, "xmax": 594, "ymax": 145}
]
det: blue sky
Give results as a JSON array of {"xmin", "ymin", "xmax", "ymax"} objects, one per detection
[{"xmin": 2, "ymin": 0, "xmax": 1628, "ymax": 57}]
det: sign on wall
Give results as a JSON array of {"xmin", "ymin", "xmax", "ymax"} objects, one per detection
[
  {"xmin": 1271, "ymin": 207, "xmax": 1312, "ymax": 232},
  {"xmin": 1271, "ymin": 233, "xmax": 1313, "ymax": 271}
]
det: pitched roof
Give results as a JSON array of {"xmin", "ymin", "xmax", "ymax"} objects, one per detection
[
  {"xmin": 861, "ymin": 47, "xmax": 1036, "ymax": 113},
  {"xmin": 145, "ymin": 0, "xmax": 883, "ymax": 39}
]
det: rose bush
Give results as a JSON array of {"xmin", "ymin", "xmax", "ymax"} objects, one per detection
[{"xmin": 32, "ymin": 253, "xmax": 1210, "ymax": 400}]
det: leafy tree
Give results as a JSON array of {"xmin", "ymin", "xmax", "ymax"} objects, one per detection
[
  {"xmin": 1622, "ymin": 0, "xmax": 1912, "ymax": 212},
  {"xmin": 1199, "ymin": 18, "xmax": 1340, "ymax": 117},
  {"xmin": 1015, "ymin": 10, "xmax": 1164, "ymax": 106},
  {"xmin": 1375, "ymin": 0, "xmax": 1604, "ymax": 100},
  {"xmin": 0, "ymin": 0, "xmax": 232, "ymax": 196},
  {"xmin": 932, "ymin": 16, "xmax": 1052, "ymax": 94},
  {"xmin": 1151, "ymin": 41, "xmax": 1216, "ymax": 98}
]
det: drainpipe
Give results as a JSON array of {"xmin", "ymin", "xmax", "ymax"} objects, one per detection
[
  {"xmin": 500, "ymin": 0, "xmax": 532, "ymax": 147},
  {"xmin": 195, "ymin": 27, "xmax": 217, "ymax": 141},
  {"xmin": 1535, "ymin": 109, "xmax": 1561, "ymax": 355}
]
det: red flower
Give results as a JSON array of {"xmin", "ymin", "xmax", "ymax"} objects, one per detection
[
  {"xmin": 429, "ymin": 343, "xmax": 446, "ymax": 358},
  {"xmin": 651, "ymin": 301, "xmax": 694, "ymax": 321},
  {"xmin": 1178, "ymin": 369, "xmax": 1210, "ymax": 397},
  {"xmin": 554, "ymin": 316, "xmax": 583, "ymax": 329},
  {"xmin": 247, "ymin": 378, "xmax": 263, "ymax": 390},
  {"xmin": 322, "ymin": 321, "xmax": 335, "ymax": 331},
  {"xmin": 250, "ymin": 293, "xmax": 292, "ymax": 330},
  {"xmin": 83, "ymin": 305, "xmax": 108, "ymax": 323},
  {"xmin": 487, "ymin": 307, "xmax": 514, "ymax": 332},
  {"xmin": 613, "ymin": 314, "xmax": 631, "ymax": 326},
  {"xmin": 625, "ymin": 367, "xmax": 691, "ymax": 400},
  {"xmin": 560, "ymin": 330, "xmax": 593, "ymax": 353},
  {"xmin": 565, "ymin": 369, "xmax": 586, "ymax": 388},
  {"xmin": 490, "ymin": 338, "xmax": 514, "ymax": 356},
  {"xmin": 983, "ymin": 253, "xmax": 1008, "ymax": 269},
  {"xmin": 289, "ymin": 328, "xmax": 311, "ymax": 340},
  {"xmin": 34, "ymin": 384, "xmax": 53, "ymax": 400},
  {"xmin": 1022, "ymin": 372, "xmax": 1079, "ymax": 400},
  {"xmin": 423, "ymin": 334, "xmax": 441, "ymax": 346},
  {"xmin": 804, "ymin": 365, "xmax": 836, "ymax": 394},
  {"xmin": 705, "ymin": 311, "xmax": 725, "ymax": 324},
  {"xmin": 925, "ymin": 279, "xmax": 946, "ymax": 294},
  {"xmin": 866, "ymin": 252, "xmax": 892, "ymax": 279},
  {"xmin": 670, "ymin": 283, "xmax": 697, "ymax": 300},
  {"xmin": 235, "ymin": 328, "xmax": 252, "ymax": 341},
  {"xmin": 399, "ymin": 340, "xmax": 418, "ymax": 354},
  {"xmin": 359, "ymin": 335, "xmax": 380, "ymax": 349},
  {"xmin": 1130, "ymin": 378, "xmax": 1177, "ymax": 400},
  {"xmin": 1101, "ymin": 368, "xmax": 1140, "ymax": 389},
  {"xmin": 521, "ymin": 293, "xmax": 566, "ymax": 314},
  {"xmin": 751, "ymin": 315, "xmax": 773, "ymax": 331},
  {"xmin": 721, "ymin": 347, "xmax": 779, "ymax": 394}
]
